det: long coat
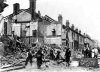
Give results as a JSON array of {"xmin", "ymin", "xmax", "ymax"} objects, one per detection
[
  {"xmin": 36, "ymin": 50, "xmax": 43, "ymax": 67},
  {"xmin": 65, "ymin": 49, "xmax": 71, "ymax": 63}
]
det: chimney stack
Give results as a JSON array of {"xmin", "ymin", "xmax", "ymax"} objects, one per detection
[
  {"xmin": 13, "ymin": 3, "xmax": 20, "ymax": 15},
  {"xmin": 58, "ymin": 14, "xmax": 63, "ymax": 24},
  {"xmin": 29, "ymin": 0, "xmax": 36, "ymax": 20}
]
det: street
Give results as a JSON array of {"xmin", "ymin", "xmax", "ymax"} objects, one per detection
[
  {"xmin": 0, "ymin": 60, "xmax": 99, "ymax": 72},
  {"xmin": 9, "ymin": 63, "xmax": 91, "ymax": 72},
  {"xmin": 1, "ymin": 55, "xmax": 100, "ymax": 72}
]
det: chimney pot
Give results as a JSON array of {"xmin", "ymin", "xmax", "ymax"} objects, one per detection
[
  {"xmin": 79, "ymin": 30, "xmax": 81, "ymax": 34},
  {"xmin": 75, "ymin": 28, "xmax": 78, "ymax": 32},
  {"xmin": 71, "ymin": 24, "xmax": 74, "ymax": 30}
]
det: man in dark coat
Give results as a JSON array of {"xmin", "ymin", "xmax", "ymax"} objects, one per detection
[
  {"xmin": 85, "ymin": 48, "xmax": 89, "ymax": 58},
  {"xmin": 88, "ymin": 48, "xmax": 92, "ymax": 58},
  {"xmin": 50, "ymin": 49, "xmax": 55, "ymax": 60},
  {"xmin": 36, "ymin": 48, "xmax": 43, "ymax": 69},
  {"xmin": 25, "ymin": 49, "xmax": 33, "ymax": 67},
  {"xmin": 65, "ymin": 48, "xmax": 71, "ymax": 66},
  {"xmin": 82, "ymin": 47, "xmax": 86, "ymax": 58},
  {"xmin": 55, "ymin": 51, "xmax": 60, "ymax": 61}
]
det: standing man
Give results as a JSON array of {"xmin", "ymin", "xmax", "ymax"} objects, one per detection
[
  {"xmin": 50, "ymin": 49, "xmax": 55, "ymax": 60},
  {"xmin": 82, "ymin": 46, "xmax": 86, "ymax": 58},
  {"xmin": 88, "ymin": 47, "xmax": 92, "ymax": 58},
  {"xmin": 85, "ymin": 48, "xmax": 89, "ymax": 58},
  {"xmin": 94, "ymin": 48, "xmax": 98, "ymax": 58},
  {"xmin": 24, "ymin": 49, "xmax": 33, "ymax": 67},
  {"xmin": 92, "ymin": 48, "xmax": 95, "ymax": 58},
  {"xmin": 55, "ymin": 50, "xmax": 60, "ymax": 61},
  {"xmin": 36, "ymin": 48, "xmax": 43, "ymax": 69},
  {"xmin": 65, "ymin": 48, "xmax": 71, "ymax": 66}
]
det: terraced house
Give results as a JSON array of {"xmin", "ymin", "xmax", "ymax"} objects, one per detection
[
  {"xmin": 62, "ymin": 21, "xmax": 85, "ymax": 55},
  {"xmin": 62, "ymin": 20, "xmax": 96, "ymax": 55}
]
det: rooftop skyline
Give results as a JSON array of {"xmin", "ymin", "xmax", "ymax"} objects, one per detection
[{"xmin": 2, "ymin": 0, "xmax": 100, "ymax": 44}]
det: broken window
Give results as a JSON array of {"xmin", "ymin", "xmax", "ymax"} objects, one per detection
[
  {"xmin": 52, "ymin": 29, "xmax": 56, "ymax": 36},
  {"xmin": 32, "ymin": 30, "xmax": 37, "ymax": 37}
]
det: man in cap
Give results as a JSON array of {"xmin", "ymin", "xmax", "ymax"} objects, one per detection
[{"xmin": 65, "ymin": 47, "xmax": 71, "ymax": 66}]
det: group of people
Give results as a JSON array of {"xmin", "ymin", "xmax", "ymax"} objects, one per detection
[
  {"xmin": 82, "ymin": 46, "xmax": 98, "ymax": 58},
  {"xmin": 24, "ymin": 46, "xmax": 71, "ymax": 69},
  {"xmin": 23, "ymin": 44, "xmax": 99, "ymax": 69}
]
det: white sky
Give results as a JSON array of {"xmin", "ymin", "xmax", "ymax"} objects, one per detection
[{"xmin": 2, "ymin": 0, "xmax": 100, "ymax": 43}]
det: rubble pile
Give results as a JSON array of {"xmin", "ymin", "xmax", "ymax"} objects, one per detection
[
  {"xmin": 0, "ymin": 43, "xmax": 68, "ymax": 69},
  {"xmin": 0, "ymin": 52, "xmax": 27, "ymax": 67}
]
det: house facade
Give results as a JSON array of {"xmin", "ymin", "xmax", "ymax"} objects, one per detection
[
  {"xmin": 6, "ymin": 0, "xmax": 44, "ymax": 47},
  {"xmin": 38, "ymin": 15, "xmax": 62, "ymax": 47}
]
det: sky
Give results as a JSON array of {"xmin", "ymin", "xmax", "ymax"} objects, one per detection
[{"xmin": 2, "ymin": 0, "xmax": 100, "ymax": 44}]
